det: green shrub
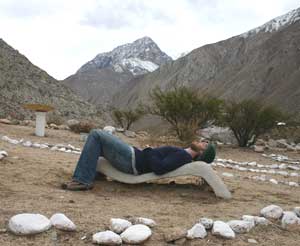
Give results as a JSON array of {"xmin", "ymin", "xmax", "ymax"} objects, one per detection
[
  {"xmin": 221, "ymin": 99, "xmax": 286, "ymax": 147},
  {"xmin": 111, "ymin": 106, "xmax": 145, "ymax": 130},
  {"xmin": 149, "ymin": 86, "xmax": 222, "ymax": 142}
]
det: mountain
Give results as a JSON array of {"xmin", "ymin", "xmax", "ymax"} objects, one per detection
[
  {"xmin": 113, "ymin": 7, "xmax": 300, "ymax": 114},
  {"xmin": 0, "ymin": 39, "xmax": 101, "ymax": 121},
  {"xmin": 63, "ymin": 36, "xmax": 172, "ymax": 106}
]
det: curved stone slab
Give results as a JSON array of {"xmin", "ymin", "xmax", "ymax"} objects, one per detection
[{"xmin": 96, "ymin": 158, "xmax": 231, "ymax": 199}]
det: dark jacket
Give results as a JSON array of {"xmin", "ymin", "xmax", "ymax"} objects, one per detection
[{"xmin": 134, "ymin": 146, "xmax": 192, "ymax": 175}]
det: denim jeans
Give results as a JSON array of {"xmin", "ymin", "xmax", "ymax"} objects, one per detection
[{"xmin": 73, "ymin": 129, "xmax": 134, "ymax": 185}]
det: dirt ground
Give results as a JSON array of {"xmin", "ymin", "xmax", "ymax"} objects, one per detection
[{"xmin": 0, "ymin": 123, "xmax": 300, "ymax": 246}]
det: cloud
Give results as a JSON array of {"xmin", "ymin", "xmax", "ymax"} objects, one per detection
[
  {"xmin": 0, "ymin": 0, "xmax": 61, "ymax": 19},
  {"xmin": 0, "ymin": 0, "xmax": 299, "ymax": 79},
  {"xmin": 81, "ymin": 0, "xmax": 174, "ymax": 29}
]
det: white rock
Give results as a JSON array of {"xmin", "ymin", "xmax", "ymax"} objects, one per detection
[
  {"xmin": 32, "ymin": 143, "xmax": 41, "ymax": 148},
  {"xmin": 120, "ymin": 224, "xmax": 152, "ymax": 244},
  {"xmin": 186, "ymin": 223, "xmax": 207, "ymax": 239},
  {"xmin": 199, "ymin": 218, "xmax": 214, "ymax": 229},
  {"xmin": 59, "ymin": 148, "xmax": 66, "ymax": 152},
  {"xmin": 269, "ymin": 179, "xmax": 278, "ymax": 185},
  {"xmin": 39, "ymin": 144, "xmax": 48, "ymax": 149},
  {"xmin": 22, "ymin": 141, "xmax": 32, "ymax": 147},
  {"xmin": 288, "ymin": 182, "xmax": 299, "ymax": 187},
  {"xmin": 50, "ymin": 213, "xmax": 76, "ymax": 231},
  {"xmin": 50, "ymin": 146, "xmax": 58, "ymax": 151},
  {"xmin": 103, "ymin": 126, "xmax": 116, "ymax": 135},
  {"xmin": 294, "ymin": 207, "xmax": 300, "ymax": 217},
  {"xmin": 8, "ymin": 139, "xmax": 19, "ymax": 145},
  {"xmin": 248, "ymin": 238, "xmax": 258, "ymax": 244},
  {"xmin": 254, "ymin": 216, "xmax": 269, "ymax": 225},
  {"xmin": 134, "ymin": 217, "xmax": 156, "ymax": 227},
  {"xmin": 260, "ymin": 205, "xmax": 283, "ymax": 219},
  {"xmin": 8, "ymin": 213, "xmax": 51, "ymax": 235},
  {"xmin": 222, "ymin": 172, "xmax": 234, "ymax": 177},
  {"xmin": 0, "ymin": 150, "xmax": 8, "ymax": 160},
  {"xmin": 110, "ymin": 218, "xmax": 132, "ymax": 234},
  {"xmin": 281, "ymin": 211, "xmax": 300, "ymax": 229},
  {"xmin": 242, "ymin": 215, "xmax": 256, "ymax": 227},
  {"xmin": 227, "ymin": 220, "xmax": 254, "ymax": 233},
  {"xmin": 212, "ymin": 221, "xmax": 235, "ymax": 239},
  {"xmin": 92, "ymin": 231, "xmax": 122, "ymax": 245}
]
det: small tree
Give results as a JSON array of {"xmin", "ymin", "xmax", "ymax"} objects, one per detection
[
  {"xmin": 149, "ymin": 86, "xmax": 222, "ymax": 142},
  {"xmin": 111, "ymin": 106, "xmax": 145, "ymax": 130},
  {"xmin": 221, "ymin": 99, "xmax": 285, "ymax": 147}
]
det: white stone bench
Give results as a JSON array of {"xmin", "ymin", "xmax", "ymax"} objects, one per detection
[{"xmin": 96, "ymin": 158, "xmax": 232, "ymax": 199}]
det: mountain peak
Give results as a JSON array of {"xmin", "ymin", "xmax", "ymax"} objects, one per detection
[
  {"xmin": 78, "ymin": 36, "xmax": 172, "ymax": 76},
  {"xmin": 241, "ymin": 7, "xmax": 300, "ymax": 38}
]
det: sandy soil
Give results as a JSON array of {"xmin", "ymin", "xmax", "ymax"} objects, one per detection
[{"xmin": 0, "ymin": 123, "xmax": 300, "ymax": 246}]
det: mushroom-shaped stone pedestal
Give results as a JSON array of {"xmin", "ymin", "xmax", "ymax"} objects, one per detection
[{"xmin": 23, "ymin": 104, "xmax": 54, "ymax": 137}]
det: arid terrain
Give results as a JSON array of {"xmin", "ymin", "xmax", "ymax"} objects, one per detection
[{"xmin": 0, "ymin": 123, "xmax": 300, "ymax": 245}]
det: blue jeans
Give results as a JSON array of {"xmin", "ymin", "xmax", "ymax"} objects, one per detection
[{"xmin": 73, "ymin": 129, "xmax": 134, "ymax": 185}]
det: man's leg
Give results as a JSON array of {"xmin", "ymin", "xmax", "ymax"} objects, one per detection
[{"xmin": 72, "ymin": 129, "xmax": 134, "ymax": 185}]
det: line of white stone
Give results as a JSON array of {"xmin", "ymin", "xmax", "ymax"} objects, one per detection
[{"xmin": 0, "ymin": 135, "xmax": 82, "ymax": 155}]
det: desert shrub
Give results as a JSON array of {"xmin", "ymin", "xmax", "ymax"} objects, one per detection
[
  {"xmin": 111, "ymin": 106, "xmax": 145, "ymax": 130},
  {"xmin": 47, "ymin": 112, "xmax": 63, "ymax": 125},
  {"xmin": 149, "ymin": 86, "xmax": 222, "ymax": 142},
  {"xmin": 69, "ymin": 121, "xmax": 95, "ymax": 133},
  {"xmin": 221, "ymin": 99, "xmax": 285, "ymax": 147}
]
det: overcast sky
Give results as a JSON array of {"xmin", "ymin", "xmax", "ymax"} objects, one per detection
[{"xmin": 0, "ymin": 0, "xmax": 299, "ymax": 80}]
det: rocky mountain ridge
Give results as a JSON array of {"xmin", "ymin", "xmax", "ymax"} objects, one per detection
[
  {"xmin": 78, "ymin": 36, "xmax": 172, "ymax": 76},
  {"xmin": 63, "ymin": 37, "xmax": 172, "ymax": 106},
  {"xmin": 0, "ymin": 38, "xmax": 101, "ymax": 122},
  {"xmin": 112, "ymin": 7, "xmax": 300, "ymax": 117}
]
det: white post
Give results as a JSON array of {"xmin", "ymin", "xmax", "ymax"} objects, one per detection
[{"xmin": 35, "ymin": 112, "xmax": 46, "ymax": 137}]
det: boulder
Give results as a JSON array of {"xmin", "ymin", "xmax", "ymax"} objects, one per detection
[
  {"xmin": 199, "ymin": 218, "xmax": 214, "ymax": 230},
  {"xmin": 0, "ymin": 150, "xmax": 8, "ymax": 160},
  {"xmin": 132, "ymin": 217, "xmax": 156, "ymax": 227},
  {"xmin": 254, "ymin": 145, "xmax": 265, "ymax": 153},
  {"xmin": 186, "ymin": 223, "xmax": 207, "ymax": 239},
  {"xmin": 50, "ymin": 213, "xmax": 76, "ymax": 231},
  {"xmin": 92, "ymin": 230, "xmax": 122, "ymax": 245},
  {"xmin": 276, "ymin": 139, "xmax": 289, "ymax": 149},
  {"xmin": 110, "ymin": 218, "xmax": 132, "ymax": 234},
  {"xmin": 67, "ymin": 119, "xmax": 80, "ymax": 127},
  {"xmin": 294, "ymin": 207, "xmax": 300, "ymax": 217},
  {"xmin": 281, "ymin": 211, "xmax": 300, "ymax": 230},
  {"xmin": 49, "ymin": 123, "xmax": 59, "ymax": 129},
  {"xmin": 227, "ymin": 220, "xmax": 254, "ymax": 233},
  {"xmin": 103, "ymin": 126, "xmax": 116, "ymax": 135},
  {"xmin": 0, "ymin": 119, "xmax": 12, "ymax": 124},
  {"xmin": 8, "ymin": 213, "xmax": 51, "ymax": 235},
  {"xmin": 120, "ymin": 224, "xmax": 152, "ymax": 244},
  {"xmin": 200, "ymin": 126, "xmax": 236, "ymax": 144},
  {"xmin": 260, "ymin": 205, "xmax": 283, "ymax": 219},
  {"xmin": 212, "ymin": 221, "xmax": 235, "ymax": 239}
]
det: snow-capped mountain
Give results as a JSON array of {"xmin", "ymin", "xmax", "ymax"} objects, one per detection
[
  {"xmin": 78, "ymin": 36, "xmax": 172, "ymax": 76},
  {"xmin": 241, "ymin": 7, "xmax": 300, "ymax": 38},
  {"xmin": 113, "ymin": 6, "xmax": 300, "ymax": 120},
  {"xmin": 64, "ymin": 37, "xmax": 172, "ymax": 105}
]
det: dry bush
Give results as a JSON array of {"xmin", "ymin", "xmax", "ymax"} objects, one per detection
[
  {"xmin": 69, "ymin": 121, "xmax": 95, "ymax": 133},
  {"xmin": 47, "ymin": 112, "xmax": 64, "ymax": 125}
]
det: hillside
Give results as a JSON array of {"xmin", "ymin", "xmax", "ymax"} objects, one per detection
[
  {"xmin": 0, "ymin": 39, "xmax": 101, "ymax": 121},
  {"xmin": 63, "ymin": 37, "xmax": 172, "ymax": 106},
  {"xmin": 113, "ymin": 8, "xmax": 300, "ymax": 114}
]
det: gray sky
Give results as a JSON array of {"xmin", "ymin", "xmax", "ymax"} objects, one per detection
[{"xmin": 0, "ymin": 0, "xmax": 299, "ymax": 80}]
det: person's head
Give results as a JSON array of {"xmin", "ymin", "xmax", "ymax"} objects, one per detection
[{"xmin": 190, "ymin": 139, "xmax": 216, "ymax": 164}]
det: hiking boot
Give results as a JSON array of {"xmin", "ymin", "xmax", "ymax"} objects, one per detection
[{"xmin": 61, "ymin": 180, "xmax": 94, "ymax": 191}]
